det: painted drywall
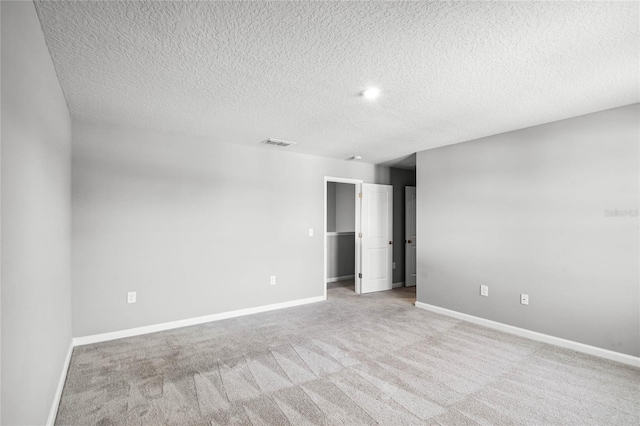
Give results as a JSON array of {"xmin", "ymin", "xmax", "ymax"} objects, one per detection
[
  {"xmin": 326, "ymin": 235, "xmax": 355, "ymax": 279},
  {"xmin": 72, "ymin": 121, "xmax": 390, "ymax": 337},
  {"xmin": 326, "ymin": 182, "xmax": 355, "ymax": 233},
  {"xmin": 390, "ymin": 168, "xmax": 416, "ymax": 284},
  {"xmin": 335, "ymin": 183, "xmax": 355, "ymax": 232},
  {"xmin": 1, "ymin": 2, "xmax": 73, "ymax": 424},
  {"xmin": 326, "ymin": 182, "xmax": 337, "ymax": 232},
  {"xmin": 417, "ymin": 104, "xmax": 639, "ymax": 356}
]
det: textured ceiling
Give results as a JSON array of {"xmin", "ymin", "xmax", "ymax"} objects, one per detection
[{"xmin": 35, "ymin": 0, "xmax": 639, "ymax": 168}]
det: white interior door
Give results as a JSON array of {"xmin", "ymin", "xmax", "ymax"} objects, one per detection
[
  {"xmin": 360, "ymin": 183, "xmax": 393, "ymax": 294},
  {"xmin": 405, "ymin": 186, "xmax": 417, "ymax": 287}
]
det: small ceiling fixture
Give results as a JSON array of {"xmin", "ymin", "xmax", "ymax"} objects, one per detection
[
  {"xmin": 351, "ymin": 155, "xmax": 362, "ymax": 160},
  {"xmin": 261, "ymin": 138, "xmax": 296, "ymax": 147},
  {"xmin": 361, "ymin": 87, "xmax": 381, "ymax": 100}
]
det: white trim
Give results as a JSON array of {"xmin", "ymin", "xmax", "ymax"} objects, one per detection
[
  {"xmin": 326, "ymin": 231, "xmax": 356, "ymax": 237},
  {"xmin": 327, "ymin": 275, "xmax": 355, "ymax": 283},
  {"xmin": 414, "ymin": 302, "xmax": 640, "ymax": 368},
  {"xmin": 392, "ymin": 281, "xmax": 405, "ymax": 288},
  {"xmin": 324, "ymin": 177, "xmax": 363, "ymax": 299},
  {"xmin": 74, "ymin": 296, "xmax": 325, "ymax": 347},
  {"xmin": 47, "ymin": 342, "xmax": 73, "ymax": 426}
]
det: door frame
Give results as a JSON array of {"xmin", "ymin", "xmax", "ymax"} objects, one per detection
[
  {"xmin": 405, "ymin": 186, "xmax": 417, "ymax": 287},
  {"xmin": 324, "ymin": 176, "xmax": 363, "ymax": 299}
]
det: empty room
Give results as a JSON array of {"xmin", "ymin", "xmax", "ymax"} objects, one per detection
[{"xmin": 1, "ymin": 1, "xmax": 638, "ymax": 425}]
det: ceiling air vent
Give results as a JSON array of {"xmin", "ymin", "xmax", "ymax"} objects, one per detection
[{"xmin": 261, "ymin": 138, "xmax": 296, "ymax": 147}]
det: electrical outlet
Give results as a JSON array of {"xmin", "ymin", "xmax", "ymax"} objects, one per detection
[
  {"xmin": 480, "ymin": 285, "xmax": 488, "ymax": 297},
  {"xmin": 392, "ymin": 262, "xmax": 396, "ymax": 269},
  {"xmin": 270, "ymin": 275, "xmax": 276, "ymax": 285},
  {"xmin": 521, "ymin": 294, "xmax": 529, "ymax": 305},
  {"xmin": 308, "ymin": 228, "xmax": 314, "ymax": 237},
  {"xmin": 127, "ymin": 291, "xmax": 136, "ymax": 304}
]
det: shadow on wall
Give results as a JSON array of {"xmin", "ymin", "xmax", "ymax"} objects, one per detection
[{"xmin": 390, "ymin": 167, "xmax": 416, "ymax": 284}]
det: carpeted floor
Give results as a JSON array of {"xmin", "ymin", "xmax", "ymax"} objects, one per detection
[{"xmin": 56, "ymin": 281, "xmax": 640, "ymax": 425}]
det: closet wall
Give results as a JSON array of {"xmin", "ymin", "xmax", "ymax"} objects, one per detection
[{"xmin": 326, "ymin": 182, "xmax": 355, "ymax": 281}]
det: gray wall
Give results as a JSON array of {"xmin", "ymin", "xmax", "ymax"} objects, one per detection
[
  {"xmin": 1, "ymin": 2, "xmax": 73, "ymax": 424},
  {"xmin": 335, "ymin": 183, "xmax": 355, "ymax": 232},
  {"xmin": 72, "ymin": 121, "xmax": 390, "ymax": 337},
  {"xmin": 326, "ymin": 182, "xmax": 355, "ymax": 233},
  {"xmin": 391, "ymin": 168, "xmax": 416, "ymax": 284},
  {"xmin": 326, "ymin": 235, "xmax": 355, "ymax": 279},
  {"xmin": 416, "ymin": 104, "xmax": 639, "ymax": 356},
  {"xmin": 327, "ymin": 182, "xmax": 337, "ymax": 232}
]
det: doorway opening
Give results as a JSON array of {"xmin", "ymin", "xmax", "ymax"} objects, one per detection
[
  {"xmin": 323, "ymin": 176, "xmax": 397, "ymax": 298},
  {"xmin": 324, "ymin": 177, "xmax": 361, "ymax": 298}
]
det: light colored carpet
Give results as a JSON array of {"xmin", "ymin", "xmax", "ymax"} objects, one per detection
[{"xmin": 56, "ymin": 281, "xmax": 640, "ymax": 425}]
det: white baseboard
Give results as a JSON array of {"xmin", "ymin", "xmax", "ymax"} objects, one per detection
[
  {"xmin": 47, "ymin": 342, "xmax": 73, "ymax": 426},
  {"xmin": 392, "ymin": 281, "xmax": 405, "ymax": 288},
  {"xmin": 327, "ymin": 275, "xmax": 355, "ymax": 283},
  {"xmin": 73, "ymin": 295, "xmax": 326, "ymax": 347},
  {"xmin": 415, "ymin": 302, "xmax": 640, "ymax": 368}
]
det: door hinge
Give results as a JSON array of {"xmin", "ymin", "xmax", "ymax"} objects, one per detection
[
  {"xmin": 358, "ymin": 192, "xmax": 362, "ymax": 199},
  {"xmin": 358, "ymin": 273, "xmax": 362, "ymax": 279},
  {"xmin": 358, "ymin": 232, "xmax": 362, "ymax": 238}
]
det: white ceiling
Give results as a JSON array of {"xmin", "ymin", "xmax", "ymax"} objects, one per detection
[{"xmin": 34, "ymin": 1, "xmax": 639, "ymax": 168}]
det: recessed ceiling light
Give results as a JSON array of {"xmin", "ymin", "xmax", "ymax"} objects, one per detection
[{"xmin": 361, "ymin": 87, "xmax": 381, "ymax": 100}]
